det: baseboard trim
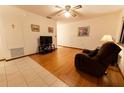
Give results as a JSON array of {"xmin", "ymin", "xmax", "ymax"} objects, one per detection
[
  {"xmin": 6, "ymin": 53, "xmax": 38, "ymax": 61},
  {"xmin": 58, "ymin": 45, "xmax": 82, "ymax": 50}
]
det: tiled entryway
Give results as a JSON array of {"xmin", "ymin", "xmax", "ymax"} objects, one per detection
[{"xmin": 0, "ymin": 57, "xmax": 68, "ymax": 87}]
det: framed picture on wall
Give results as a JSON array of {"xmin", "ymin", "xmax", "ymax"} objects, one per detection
[
  {"xmin": 48, "ymin": 27, "xmax": 54, "ymax": 33},
  {"xmin": 78, "ymin": 26, "xmax": 90, "ymax": 36},
  {"xmin": 31, "ymin": 24, "xmax": 40, "ymax": 32}
]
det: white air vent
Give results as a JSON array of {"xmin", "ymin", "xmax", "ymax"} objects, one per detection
[{"xmin": 10, "ymin": 48, "xmax": 24, "ymax": 58}]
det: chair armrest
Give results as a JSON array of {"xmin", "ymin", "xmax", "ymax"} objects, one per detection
[
  {"xmin": 75, "ymin": 53, "xmax": 92, "ymax": 63},
  {"xmin": 83, "ymin": 48, "xmax": 99, "ymax": 57}
]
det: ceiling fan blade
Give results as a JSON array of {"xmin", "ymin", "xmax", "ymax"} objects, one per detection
[
  {"xmin": 70, "ymin": 13, "xmax": 77, "ymax": 17},
  {"xmin": 71, "ymin": 10, "xmax": 82, "ymax": 17},
  {"xmin": 46, "ymin": 10, "xmax": 64, "ymax": 18},
  {"xmin": 55, "ymin": 5, "xmax": 64, "ymax": 9},
  {"xmin": 69, "ymin": 10, "xmax": 77, "ymax": 17},
  {"xmin": 51, "ymin": 10, "xmax": 64, "ymax": 16},
  {"xmin": 72, "ymin": 5, "xmax": 82, "ymax": 10},
  {"xmin": 57, "ymin": 11, "xmax": 66, "ymax": 16}
]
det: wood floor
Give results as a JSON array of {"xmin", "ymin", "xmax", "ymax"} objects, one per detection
[{"xmin": 30, "ymin": 46, "xmax": 124, "ymax": 87}]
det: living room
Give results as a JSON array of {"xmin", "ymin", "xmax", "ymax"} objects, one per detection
[{"xmin": 0, "ymin": 3, "xmax": 124, "ymax": 89}]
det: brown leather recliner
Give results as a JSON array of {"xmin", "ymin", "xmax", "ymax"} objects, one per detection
[{"xmin": 75, "ymin": 42, "xmax": 121, "ymax": 77}]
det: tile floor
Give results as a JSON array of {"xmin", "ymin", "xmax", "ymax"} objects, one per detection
[{"xmin": 0, "ymin": 57, "xmax": 68, "ymax": 87}]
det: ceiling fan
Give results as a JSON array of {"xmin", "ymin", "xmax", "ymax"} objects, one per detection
[{"xmin": 46, "ymin": 5, "xmax": 82, "ymax": 19}]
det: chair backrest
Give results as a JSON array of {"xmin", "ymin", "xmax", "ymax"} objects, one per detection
[{"xmin": 96, "ymin": 42, "xmax": 121, "ymax": 68}]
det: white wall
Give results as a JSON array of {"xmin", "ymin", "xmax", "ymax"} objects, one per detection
[
  {"xmin": 21, "ymin": 10, "xmax": 57, "ymax": 55},
  {"xmin": 0, "ymin": 6, "xmax": 57, "ymax": 59},
  {"xmin": 57, "ymin": 13, "xmax": 120, "ymax": 49},
  {"xmin": 0, "ymin": 30, "xmax": 4, "ymax": 59}
]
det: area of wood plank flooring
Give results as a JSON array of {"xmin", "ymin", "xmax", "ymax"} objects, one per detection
[{"xmin": 30, "ymin": 46, "xmax": 124, "ymax": 86}]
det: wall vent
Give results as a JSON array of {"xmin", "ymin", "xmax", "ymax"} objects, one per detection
[{"xmin": 10, "ymin": 48, "xmax": 24, "ymax": 58}]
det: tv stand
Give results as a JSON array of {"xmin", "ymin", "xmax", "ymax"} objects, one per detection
[{"xmin": 39, "ymin": 44, "xmax": 55, "ymax": 54}]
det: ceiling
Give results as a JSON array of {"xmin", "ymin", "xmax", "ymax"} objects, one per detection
[{"xmin": 16, "ymin": 5, "xmax": 124, "ymax": 23}]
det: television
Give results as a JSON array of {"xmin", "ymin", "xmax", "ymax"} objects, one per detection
[{"xmin": 40, "ymin": 36, "xmax": 52, "ymax": 45}]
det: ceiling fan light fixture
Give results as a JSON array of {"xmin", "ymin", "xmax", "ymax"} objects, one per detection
[{"xmin": 64, "ymin": 11, "xmax": 70, "ymax": 17}]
